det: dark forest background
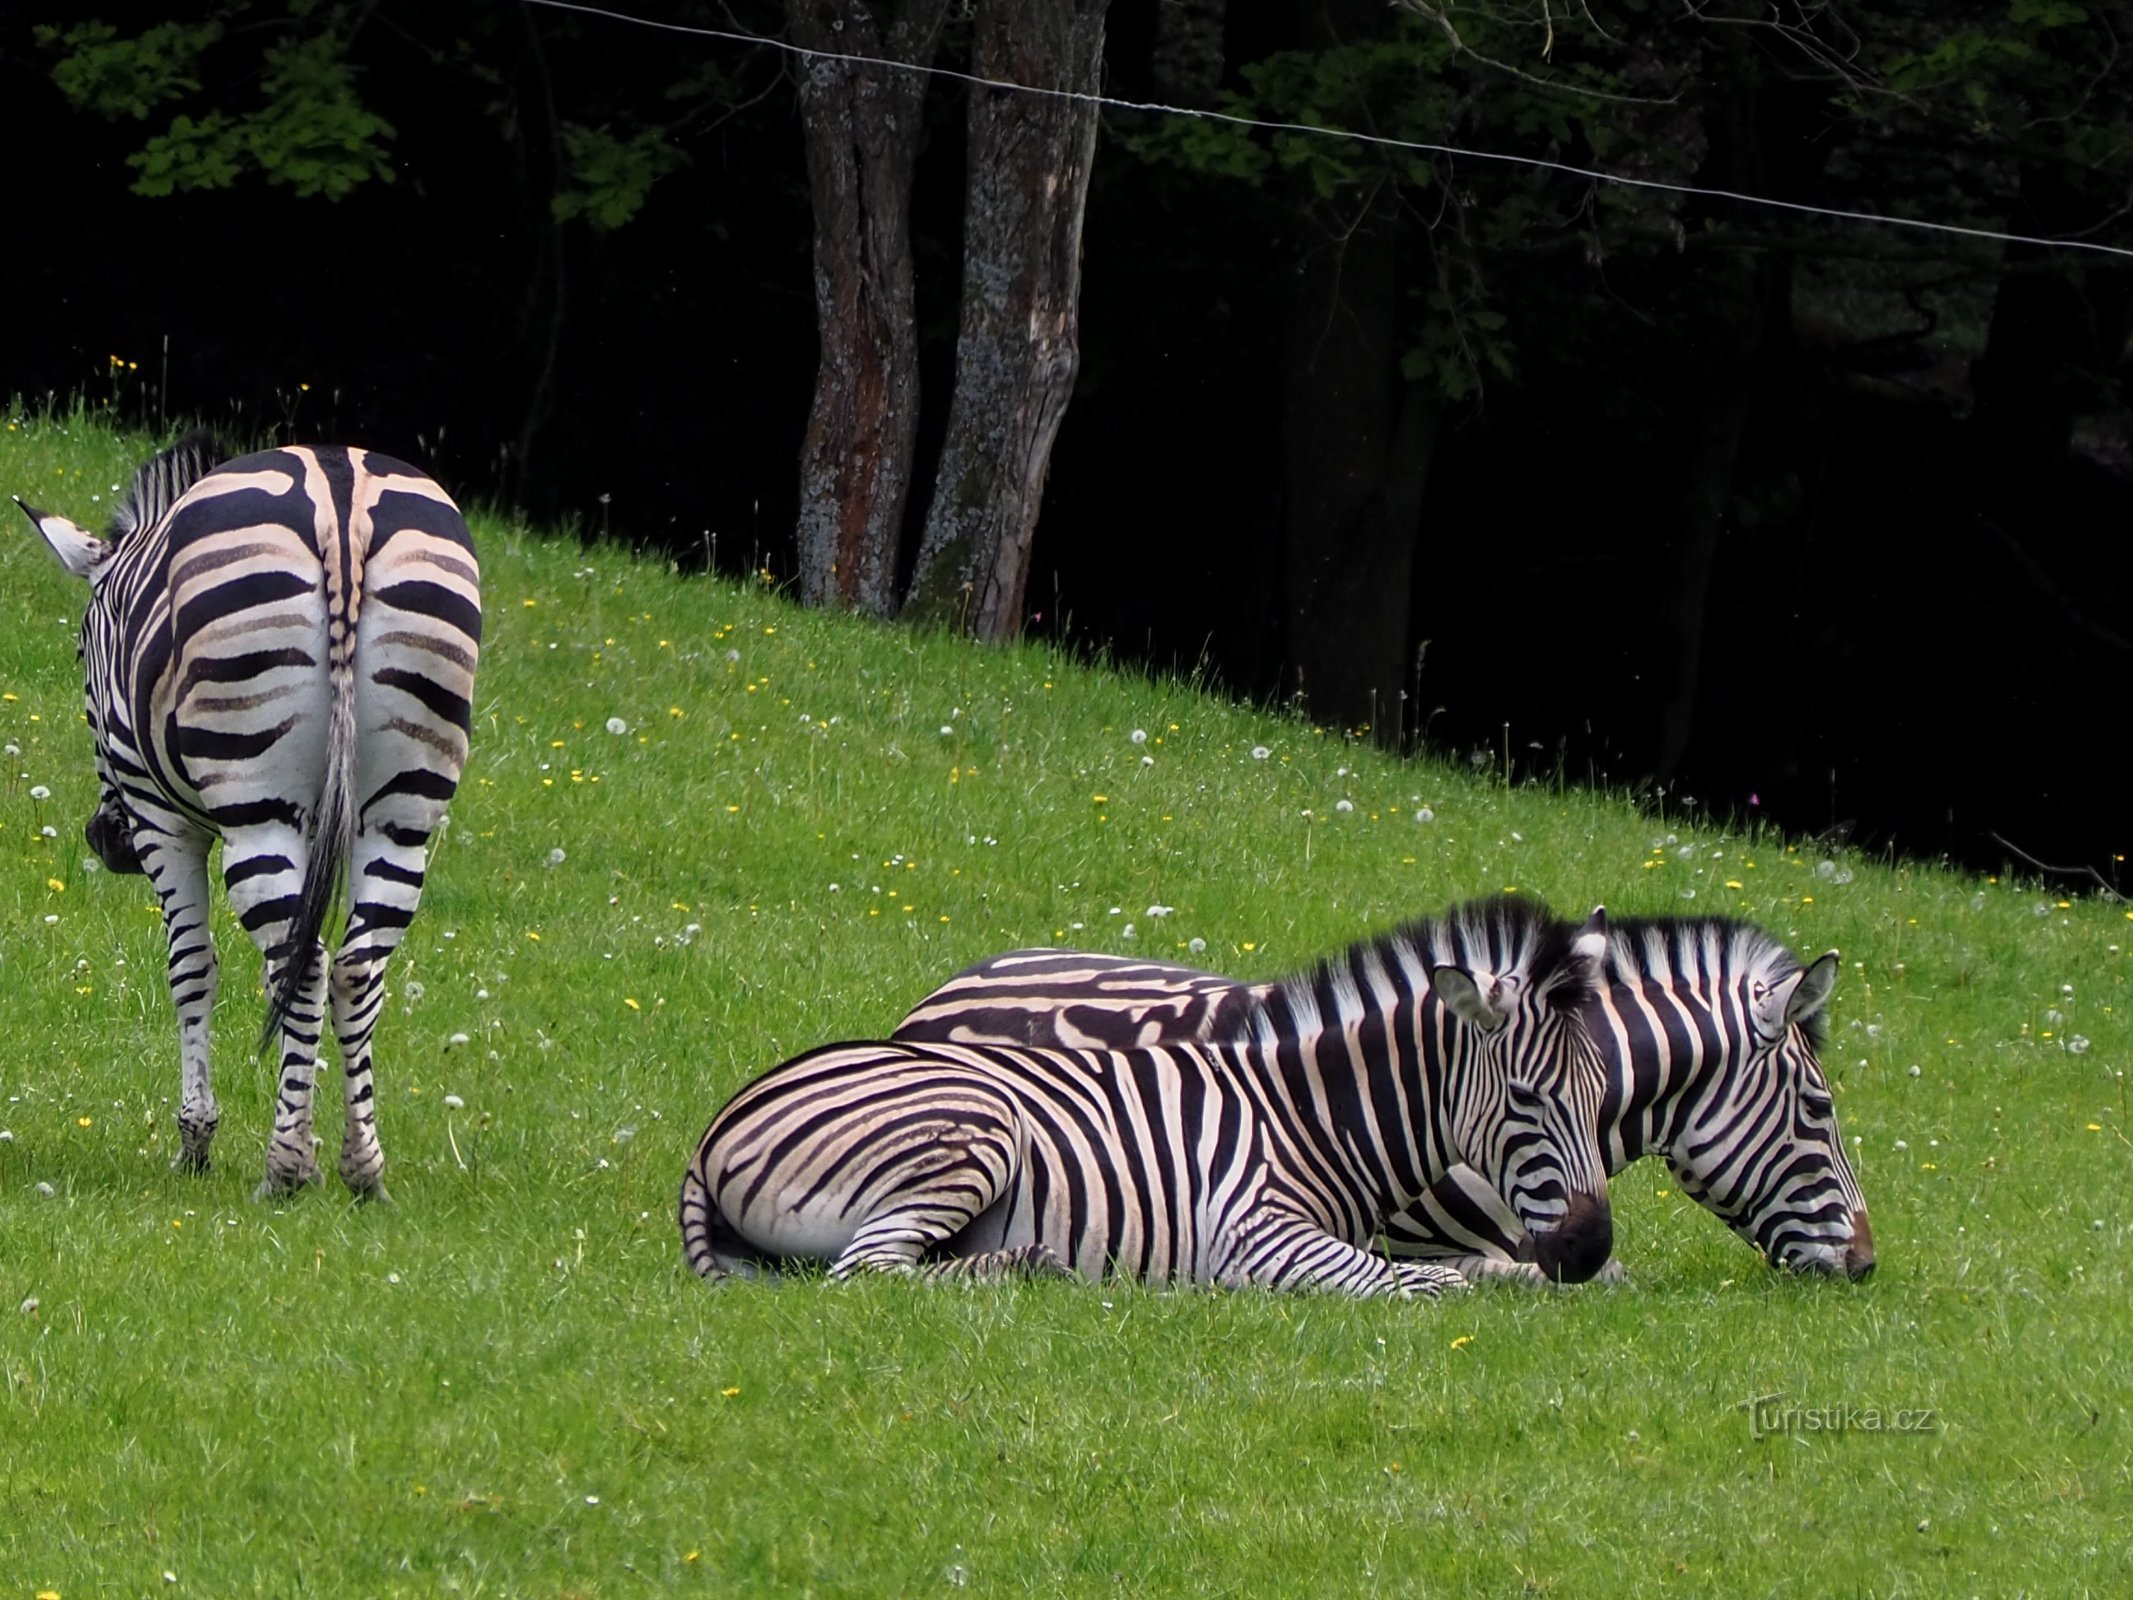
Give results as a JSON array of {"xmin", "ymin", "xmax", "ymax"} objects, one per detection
[{"xmin": 4, "ymin": 0, "xmax": 2128, "ymax": 885}]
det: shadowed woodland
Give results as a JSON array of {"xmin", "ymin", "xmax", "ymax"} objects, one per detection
[{"xmin": 4, "ymin": 0, "xmax": 2128, "ymax": 878}]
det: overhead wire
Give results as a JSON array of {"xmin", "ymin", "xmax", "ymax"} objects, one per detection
[{"xmin": 521, "ymin": 0, "xmax": 2133, "ymax": 261}]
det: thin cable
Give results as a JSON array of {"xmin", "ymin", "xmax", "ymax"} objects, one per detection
[{"xmin": 522, "ymin": 0, "xmax": 2133, "ymax": 262}]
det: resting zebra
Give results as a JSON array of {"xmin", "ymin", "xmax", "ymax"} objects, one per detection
[
  {"xmin": 682, "ymin": 898, "xmax": 1616, "ymax": 1293},
  {"xmin": 896, "ymin": 914, "xmax": 1874, "ymax": 1281},
  {"xmin": 16, "ymin": 432, "xmax": 481, "ymax": 1200}
]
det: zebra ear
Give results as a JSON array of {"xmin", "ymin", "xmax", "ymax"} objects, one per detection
[
  {"xmin": 1432, "ymin": 965, "xmax": 1507, "ymax": 1033},
  {"xmin": 1786, "ymin": 951, "xmax": 1840, "ymax": 1026},
  {"xmin": 1571, "ymin": 905, "xmax": 1608, "ymax": 974},
  {"xmin": 1755, "ymin": 952, "xmax": 1841, "ymax": 1037},
  {"xmin": 14, "ymin": 497, "xmax": 105, "ymax": 579}
]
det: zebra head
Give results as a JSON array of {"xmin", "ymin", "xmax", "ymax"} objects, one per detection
[
  {"xmin": 15, "ymin": 432, "xmax": 222, "ymax": 878},
  {"xmin": 1664, "ymin": 946, "xmax": 1873, "ymax": 1280},
  {"xmin": 1430, "ymin": 903, "xmax": 1614, "ymax": 1283}
]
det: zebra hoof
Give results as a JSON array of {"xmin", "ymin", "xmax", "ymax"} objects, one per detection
[
  {"xmin": 1396, "ymin": 1263, "xmax": 1469, "ymax": 1298},
  {"xmin": 253, "ymin": 1163, "xmax": 323, "ymax": 1202},
  {"xmin": 170, "ymin": 1148, "xmax": 212, "ymax": 1176}
]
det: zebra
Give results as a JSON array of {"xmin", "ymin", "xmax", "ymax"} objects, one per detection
[
  {"xmin": 15, "ymin": 431, "xmax": 481, "ymax": 1201},
  {"xmin": 680, "ymin": 898, "xmax": 1617, "ymax": 1294},
  {"xmin": 895, "ymin": 914, "xmax": 1874, "ymax": 1281}
]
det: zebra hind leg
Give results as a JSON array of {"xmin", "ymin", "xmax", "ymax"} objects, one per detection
[
  {"xmin": 256, "ymin": 939, "xmax": 329, "ymax": 1199},
  {"xmin": 142, "ymin": 832, "xmax": 221, "ymax": 1172},
  {"xmin": 326, "ymin": 824, "xmax": 445, "ymax": 1202}
]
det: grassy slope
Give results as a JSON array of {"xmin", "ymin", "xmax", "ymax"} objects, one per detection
[{"xmin": 0, "ymin": 412, "xmax": 2126, "ymax": 1597}]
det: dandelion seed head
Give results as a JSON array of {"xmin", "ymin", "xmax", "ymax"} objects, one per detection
[
  {"xmin": 546, "ymin": 848, "xmax": 567, "ymax": 868},
  {"xmin": 1250, "ymin": 746, "xmax": 1270, "ymax": 761},
  {"xmin": 1335, "ymin": 799, "xmax": 1354, "ymax": 813},
  {"xmin": 1188, "ymin": 937, "xmax": 1207, "ymax": 954},
  {"xmin": 1414, "ymin": 807, "xmax": 1435, "ymax": 824},
  {"xmin": 28, "ymin": 784, "xmax": 50, "ymax": 801},
  {"xmin": 605, "ymin": 717, "xmax": 628, "ymax": 736}
]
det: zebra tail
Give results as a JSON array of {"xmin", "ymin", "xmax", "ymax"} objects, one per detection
[
  {"xmin": 678, "ymin": 1157, "xmax": 773, "ymax": 1281},
  {"xmin": 678, "ymin": 1160, "xmax": 723, "ymax": 1278},
  {"xmin": 257, "ymin": 610, "xmax": 361, "ymax": 1053}
]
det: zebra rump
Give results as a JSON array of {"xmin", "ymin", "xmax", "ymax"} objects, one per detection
[{"xmin": 16, "ymin": 431, "xmax": 481, "ymax": 1200}]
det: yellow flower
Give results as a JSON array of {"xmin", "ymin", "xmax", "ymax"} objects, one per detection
[
  {"xmin": 522, "ymin": 598, "xmax": 537, "ymax": 608},
  {"xmin": 624, "ymin": 997, "xmax": 641, "ymax": 1011},
  {"xmin": 1450, "ymin": 1335, "xmax": 1473, "ymax": 1350},
  {"xmin": 78, "ymin": 1116, "xmax": 92, "ymax": 1127},
  {"xmin": 721, "ymin": 1386, "xmax": 740, "ymax": 1397},
  {"xmin": 46, "ymin": 878, "xmax": 65, "ymax": 893}
]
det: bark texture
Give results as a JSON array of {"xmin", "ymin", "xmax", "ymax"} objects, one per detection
[
  {"xmin": 789, "ymin": 0, "xmax": 950, "ymax": 615},
  {"xmin": 903, "ymin": 0, "xmax": 1111, "ymax": 639}
]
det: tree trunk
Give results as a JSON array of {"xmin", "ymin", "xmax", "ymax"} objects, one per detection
[
  {"xmin": 903, "ymin": 0, "xmax": 1110, "ymax": 639},
  {"xmin": 788, "ymin": 0, "xmax": 950, "ymax": 615},
  {"xmin": 1280, "ymin": 210, "xmax": 1440, "ymax": 743}
]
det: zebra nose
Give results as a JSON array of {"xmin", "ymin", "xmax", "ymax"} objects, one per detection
[
  {"xmin": 1844, "ymin": 1208, "xmax": 1875, "ymax": 1281},
  {"xmin": 1529, "ymin": 1189, "xmax": 1613, "ymax": 1284}
]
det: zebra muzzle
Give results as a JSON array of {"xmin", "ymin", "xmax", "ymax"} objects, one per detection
[
  {"xmin": 1523, "ymin": 1189, "xmax": 1614, "ymax": 1284},
  {"xmin": 1843, "ymin": 1208, "xmax": 1875, "ymax": 1281}
]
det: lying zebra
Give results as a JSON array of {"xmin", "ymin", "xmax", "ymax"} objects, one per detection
[
  {"xmin": 896, "ymin": 913, "xmax": 1874, "ymax": 1282},
  {"xmin": 682, "ymin": 898, "xmax": 1615, "ymax": 1295}
]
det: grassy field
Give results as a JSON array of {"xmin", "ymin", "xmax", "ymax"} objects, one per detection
[{"xmin": 1, "ymin": 409, "xmax": 2126, "ymax": 1596}]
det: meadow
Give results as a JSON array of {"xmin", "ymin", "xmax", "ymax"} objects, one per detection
[{"xmin": 0, "ymin": 411, "xmax": 2126, "ymax": 1596}]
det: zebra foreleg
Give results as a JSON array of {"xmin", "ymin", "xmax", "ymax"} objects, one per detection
[
  {"xmin": 143, "ymin": 831, "xmax": 220, "ymax": 1172},
  {"xmin": 1221, "ymin": 1210, "xmax": 1470, "ymax": 1299},
  {"xmin": 920, "ymin": 1243, "xmax": 1075, "ymax": 1282}
]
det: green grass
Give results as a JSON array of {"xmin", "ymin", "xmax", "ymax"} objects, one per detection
[{"xmin": 1, "ymin": 409, "xmax": 2127, "ymax": 1596}]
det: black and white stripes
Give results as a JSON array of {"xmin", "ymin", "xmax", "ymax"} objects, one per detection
[
  {"xmin": 895, "ymin": 913, "xmax": 1874, "ymax": 1279},
  {"xmin": 16, "ymin": 432, "xmax": 481, "ymax": 1199},
  {"xmin": 683, "ymin": 898, "xmax": 1617, "ymax": 1293}
]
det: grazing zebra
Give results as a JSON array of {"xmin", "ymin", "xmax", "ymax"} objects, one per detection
[
  {"xmin": 682, "ymin": 898, "xmax": 1617, "ymax": 1293},
  {"xmin": 15, "ymin": 432, "xmax": 481, "ymax": 1200},
  {"xmin": 896, "ymin": 914, "xmax": 1874, "ymax": 1281}
]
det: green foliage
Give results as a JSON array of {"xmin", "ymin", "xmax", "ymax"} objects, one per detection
[
  {"xmin": 37, "ymin": 19, "xmax": 223, "ymax": 121},
  {"xmin": 1120, "ymin": 8, "xmax": 1662, "ymax": 401},
  {"xmin": 41, "ymin": 13, "xmax": 393, "ymax": 199},
  {"xmin": 552, "ymin": 124, "xmax": 687, "ymax": 231},
  {"xmin": 3, "ymin": 410, "xmax": 2129, "ymax": 1595}
]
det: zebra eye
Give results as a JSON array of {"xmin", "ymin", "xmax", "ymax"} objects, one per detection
[
  {"xmin": 1800, "ymin": 1090, "xmax": 1835, "ymax": 1120},
  {"xmin": 1505, "ymin": 1080, "xmax": 1546, "ymax": 1111}
]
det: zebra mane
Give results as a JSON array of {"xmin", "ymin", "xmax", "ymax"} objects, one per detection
[
  {"xmin": 1252, "ymin": 895, "xmax": 1589, "ymax": 1034},
  {"xmin": 110, "ymin": 428, "xmax": 225, "ymax": 544},
  {"xmin": 1605, "ymin": 915, "xmax": 1830, "ymax": 1047}
]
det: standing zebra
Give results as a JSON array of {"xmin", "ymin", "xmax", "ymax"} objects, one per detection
[
  {"xmin": 896, "ymin": 914, "xmax": 1874, "ymax": 1281},
  {"xmin": 682, "ymin": 898, "xmax": 1617, "ymax": 1294},
  {"xmin": 15, "ymin": 432, "xmax": 481, "ymax": 1200}
]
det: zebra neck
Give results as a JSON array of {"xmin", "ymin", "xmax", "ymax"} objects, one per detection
[
  {"xmin": 1591, "ymin": 972, "xmax": 1725, "ymax": 1173},
  {"xmin": 1237, "ymin": 992, "xmax": 1441, "ymax": 1222}
]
